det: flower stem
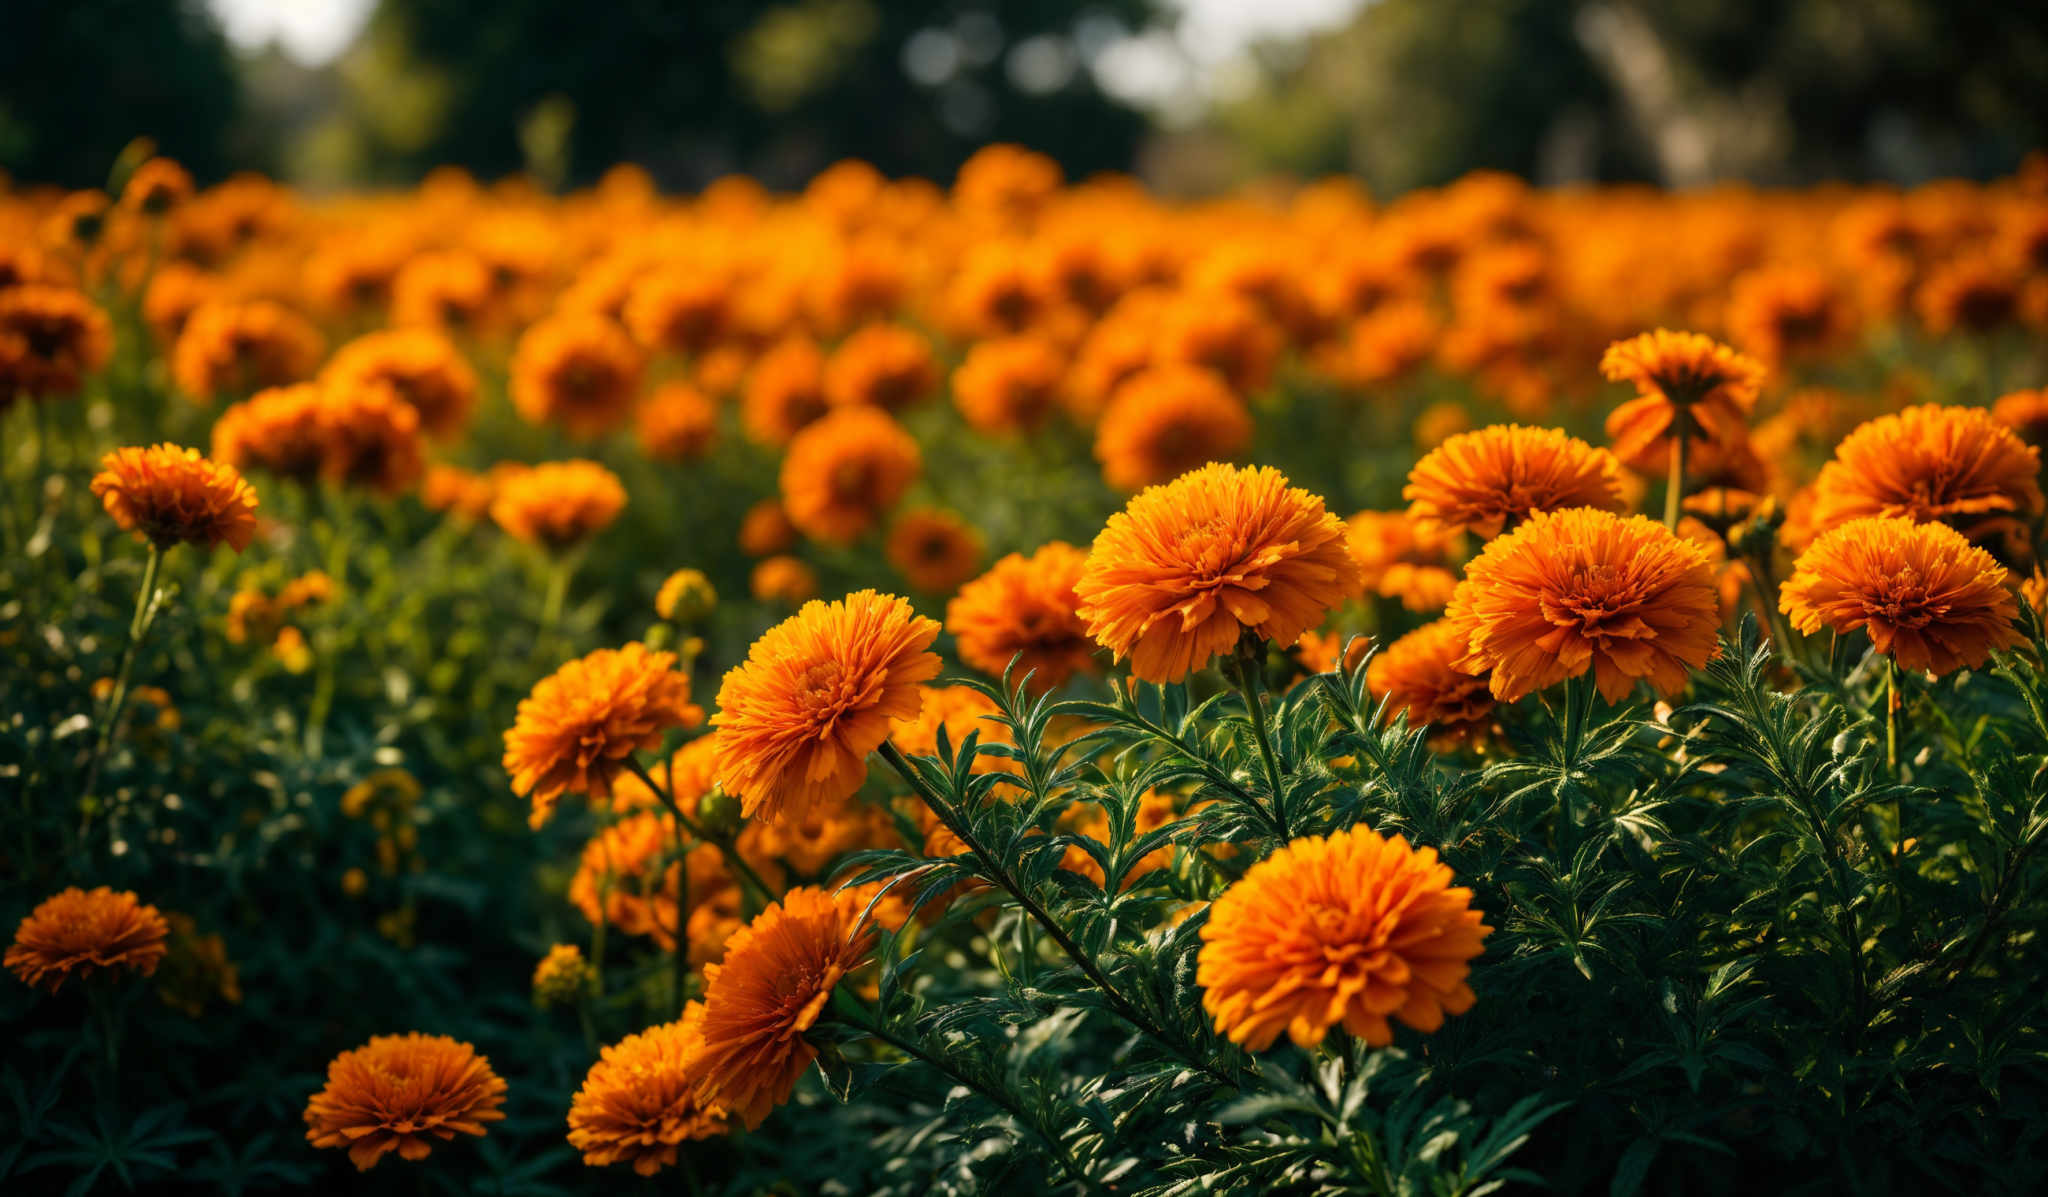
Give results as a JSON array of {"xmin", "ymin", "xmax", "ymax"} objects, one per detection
[
  {"xmin": 623, "ymin": 758, "xmax": 776, "ymax": 912},
  {"xmin": 79, "ymin": 542, "xmax": 164, "ymax": 830},
  {"xmin": 877, "ymin": 740, "xmax": 1236, "ymax": 1086},
  {"xmin": 1885, "ymin": 656, "xmax": 1900, "ymax": 774},
  {"xmin": 1228, "ymin": 637, "xmax": 1291, "ymax": 841},
  {"xmin": 1664, "ymin": 421, "xmax": 1688, "ymax": 531},
  {"xmin": 542, "ymin": 557, "xmax": 571, "ymax": 633}
]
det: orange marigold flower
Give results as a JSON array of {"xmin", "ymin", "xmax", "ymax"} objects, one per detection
[
  {"xmin": 1076, "ymin": 463, "xmax": 1362, "ymax": 683},
  {"xmin": 170, "ymin": 300, "xmax": 324, "ymax": 402},
  {"xmin": 1154, "ymin": 291, "xmax": 1282, "ymax": 395},
  {"xmin": 322, "ymin": 381, "xmax": 426, "ymax": 495},
  {"xmin": 952, "ymin": 335, "xmax": 1067, "ymax": 437},
  {"xmin": 1197, "ymin": 826, "xmax": 1491, "ymax": 1051},
  {"xmin": 1345, "ymin": 510, "xmax": 1462, "ymax": 612},
  {"xmin": 885, "ymin": 508, "xmax": 984, "ymax": 594},
  {"xmin": 1992, "ymin": 389, "xmax": 2048, "ymax": 447},
  {"xmin": 7, "ymin": 887, "xmax": 169, "ymax": 992},
  {"xmin": 211, "ymin": 383, "xmax": 331, "ymax": 485},
  {"xmin": 742, "ymin": 337, "xmax": 831, "ymax": 447},
  {"xmin": 142, "ymin": 263, "xmax": 225, "ymax": 345},
  {"xmin": 739, "ymin": 498, "xmax": 798, "ymax": 557},
  {"xmin": 625, "ymin": 271, "xmax": 731, "ymax": 357},
  {"xmin": 568, "ymin": 1005, "xmax": 728, "ymax": 1175},
  {"xmin": 322, "ymin": 329, "xmax": 479, "ymax": 442},
  {"xmin": 489, "ymin": 459, "xmax": 627, "ymax": 551},
  {"xmin": 825, "ymin": 323, "xmax": 938, "ymax": 412},
  {"xmin": 637, "ymin": 381, "xmax": 720, "ymax": 461},
  {"xmin": 1366, "ymin": 621, "xmax": 1497, "ymax": 750},
  {"xmin": 1917, "ymin": 256, "xmax": 2022, "ymax": 336},
  {"xmin": 1094, "ymin": 364, "xmax": 1253, "ymax": 491},
  {"xmin": 0, "ymin": 284, "xmax": 113, "ymax": 401},
  {"xmin": 421, "ymin": 464, "xmax": 496, "ymax": 521},
  {"xmin": 122, "ymin": 157, "xmax": 195, "ymax": 215},
  {"xmin": 751, "ymin": 555, "xmax": 818, "ymax": 603},
  {"xmin": 1404, "ymin": 424, "xmax": 1626, "ymax": 540},
  {"xmin": 947, "ymin": 541, "xmax": 1098, "ymax": 691},
  {"xmin": 712, "ymin": 591, "xmax": 940, "ymax": 823},
  {"xmin": 303, "ymin": 1033, "xmax": 507, "ymax": 1171},
  {"xmin": 1780, "ymin": 517, "xmax": 2021, "ymax": 676},
  {"xmin": 504, "ymin": 643, "xmax": 702, "ymax": 828},
  {"xmin": 1443, "ymin": 508, "xmax": 1721, "ymax": 703},
  {"xmin": 510, "ymin": 314, "xmax": 645, "ymax": 439},
  {"xmin": 1600, "ymin": 330, "xmax": 1765, "ymax": 473},
  {"xmin": 1293, "ymin": 628, "xmax": 1371, "ymax": 677},
  {"xmin": 890, "ymin": 682, "xmax": 1019, "ymax": 772},
  {"xmin": 693, "ymin": 886, "xmax": 878, "ymax": 1129},
  {"xmin": 1810, "ymin": 404, "xmax": 2043, "ymax": 545},
  {"xmin": 779, "ymin": 406, "xmax": 921, "ymax": 545},
  {"xmin": 91, "ymin": 444, "xmax": 260, "ymax": 552},
  {"xmin": 1725, "ymin": 265, "xmax": 1852, "ymax": 368}
]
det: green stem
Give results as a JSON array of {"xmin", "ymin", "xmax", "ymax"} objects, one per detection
[
  {"xmin": 624, "ymin": 758, "xmax": 776, "ymax": 911},
  {"xmin": 1229, "ymin": 637, "xmax": 1291, "ymax": 841},
  {"xmin": 79, "ymin": 542, "xmax": 165, "ymax": 831},
  {"xmin": 877, "ymin": 741, "xmax": 1236, "ymax": 1086},
  {"xmin": 1885, "ymin": 657, "xmax": 1900, "ymax": 775},
  {"xmin": 542, "ymin": 556, "xmax": 571, "ymax": 633},
  {"xmin": 1664, "ymin": 421, "xmax": 1688, "ymax": 531},
  {"xmin": 839, "ymin": 1005, "xmax": 1108, "ymax": 1197}
]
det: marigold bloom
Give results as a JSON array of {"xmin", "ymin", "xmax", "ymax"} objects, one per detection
[
  {"xmin": 0, "ymin": 284, "xmax": 113, "ymax": 400},
  {"xmin": 655, "ymin": 568, "xmax": 718, "ymax": 623},
  {"xmin": 390, "ymin": 250, "xmax": 494, "ymax": 333},
  {"xmin": 6, "ymin": 887, "xmax": 169, "ymax": 992},
  {"xmin": 1094, "ymin": 364, "xmax": 1253, "ymax": 491},
  {"xmin": 1917, "ymin": 256, "xmax": 2021, "ymax": 335},
  {"xmin": 825, "ymin": 323, "xmax": 938, "ymax": 412},
  {"xmin": 1366, "ymin": 621, "xmax": 1496, "ymax": 749},
  {"xmin": 1076, "ymin": 463, "xmax": 1362, "ymax": 682},
  {"xmin": 489, "ymin": 460, "xmax": 627, "ymax": 551},
  {"xmin": 637, "ymin": 381, "xmax": 720, "ymax": 461},
  {"xmin": 1725, "ymin": 266, "xmax": 1851, "ymax": 367},
  {"xmin": 568, "ymin": 1006, "xmax": 729, "ymax": 1174},
  {"xmin": 952, "ymin": 335, "xmax": 1066, "ymax": 436},
  {"xmin": 712, "ymin": 591, "xmax": 940, "ymax": 823},
  {"xmin": 742, "ymin": 337, "xmax": 830, "ymax": 447},
  {"xmin": 1197, "ymin": 826, "xmax": 1491, "ymax": 1051},
  {"xmin": 211, "ymin": 384, "xmax": 331, "ymax": 484},
  {"xmin": 885, "ymin": 508, "xmax": 984, "ymax": 594},
  {"xmin": 510, "ymin": 314, "xmax": 645, "ymax": 439},
  {"xmin": 779, "ymin": 406, "xmax": 921, "ymax": 544},
  {"xmin": 739, "ymin": 498, "xmax": 798, "ymax": 557},
  {"xmin": 947, "ymin": 541, "xmax": 1098, "ymax": 690},
  {"xmin": 303, "ymin": 1033, "xmax": 507, "ymax": 1171},
  {"xmin": 1600, "ymin": 330, "xmax": 1765, "ymax": 473},
  {"xmin": 1155, "ymin": 291, "xmax": 1282, "ymax": 395},
  {"xmin": 1780, "ymin": 517, "xmax": 2021, "ymax": 675},
  {"xmin": 1444, "ymin": 508, "xmax": 1721, "ymax": 703},
  {"xmin": 504, "ymin": 643, "xmax": 703, "ymax": 828},
  {"xmin": 123, "ymin": 157, "xmax": 195, "ymax": 214},
  {"xmin": 142, "ymin": 263, "xmax": 225, "ymax": 345},
  {"xmin": 91, "ymin": 444, "xmax": 260, "ymax": 552},
  {"xmin": 890, "ymin": 683, "xmax": 1018, "ymax": 772},
  {"xmin": 751, "ymin": 555, "xmax": 818, "ymax": 603},
  {"xmin": 170, "ymin": 300, "xmax": 323, "ymax": 402},
  {"xmin": 693, "ymin": 887, "xmax": 878, "ymax": 1128},
  {"xmin": 532, "ymin": 943, "xmax": 594, "ymax": 1009},
  {"xmin": 1404, "ymin": 425, "xmax": 1625, "ymax": 540},
  {"xmin": 1345, "ymin": 511, "xmax": 1462, "ymax": 612},
  {"xmin": 1992, "ymin": 389, "xmax": 2048, "ymax": 447},
  {"xmin": 322, "ymin": 329, "xmax": 479, "ymax": 442},
  {"xmin": 1810, "ymin": 405, "xmax": 2043, "ymax": 545},
  {"xmin": 624, "ymin": 271, "xmax": 731, "ymax": 357},
  {"xmin": 322, "ymin": 382, "xmax": 426, "ymax": 495},
  {"xmin": 421, "ymin": 464, "xmax": 496, "ymax": 521}
]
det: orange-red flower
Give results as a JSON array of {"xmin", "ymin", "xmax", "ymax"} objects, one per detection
[
  {"xmin": 122, "ymin": 157, "xmax": 195, "ymax": 215},
  {"xmin": 625, "ymin": 271, "xmax": 731, "ymax": 357},
  {"xmin": 1780, "ymin": 516, "xmax": 2021, "ymax": 675},
  {"xmin": 751, "ymin": 555, "xmax": 818, "ymax": 603},
  {"xmin": 1404, "ymin": 425, "xmax": 1625, "ymax": 539},
  {"xmin": 0, "ymin": 284, "xmax": 113, "ymax": 401},
  {"xmin": 320, "ymin": 382, "xmax": 427, "ymax": 495},
  {"xmin": 1366, "ymin": 621, "xmax": 1496, "ymax": 749},
  {"xmin": 1809, "ymin": 404, "xmax": 2043, "ymax": 545},
  {"xmin": 91, "ymin": 444, "xmax": 260, "ymax": 551},
  {"xmin": 947, "ymin": 541, "xmax": 1098, "ymax": 690},
  {"xmin": 391, "ymin": 250, "xmax": 495, "ymax": 333},
  {"xmin": 568, "ymin": 1006, "xmax": 729, "ymax": 1174},
  {"xmin": 885, "ymin": 508, "xmax": 984, "ymax": 594},
  {"xmin": 1094, "ymin": 364, "xmax": 1253, "ymax": 491},
  {"xmin": 504, "ymin": 643, "xmax": 702, "ymax": 828},
  {"xmin": 322, "ymin": 329, "xmax": 479, "ymax": 442},
  {"xmin": 712, "ymin": 591, "xmax": 940, "ymax": 823},
  {"xmin": 1443, "ymin": 508, "xmax": 1721, "ymax": 703},
  {"xmin": 1600, "ymin": 330, "xmax": 1765, "ymax": 473},
  {"xmin": 692, "ymin": 886, "xmax": 878, "ymax": 1128},
  {"xmin": 1725, "ymin": 266, "xmax": 1852, "ymax": 367},
  {"xmin": 952, "ymin": 335, "xmax": 1066, "ymax": 436},
  {"xmin": 779, "ymin": 406, "xmax": 921, "ymax": 545},
  {"xmin": 303, "ymin": 1033, "xmax": 507, "ymax": 1171},
  {"xmin": 825, "ymin": 323, "xmax": 937, "ymax": 412},
  {"xmin": 510, "ymin": 314, "xmax": 645, "ymax": 439},
  {"xmin": 489, "ymin": 460, "xmax": 627, "ymax": 551},
  {"xmin": 1197, "ymin": 826, "xmax": 1491, "ymax": 1050},
  {"xmin": 741, "ymin": 337, "xmax": 830, "ymax": 447},
  {"xmin": 1345, "ymin": 511, "xmax": 1462, "ymax": 611},
  {"xmin": 7, "ymin": 887, "xmax": 169, "ymax": 992},
  {"xmin": 421, "ymin": 464, "xmax": 497, "ymax": 521},
  {"xmin": 637, "ymin": 381, "xmax": 720, "ymax": 461},
  {"xmin": 1992, "ymin": 388, "xmax": 2048, "ymax": 447},
  {"xmin": 1076, "ymin": 463, "xmax": 1362, "ymax": 682},
  {"xmin": 739, "ymin": 498, "xmax": 797, "ymax": 557},
  {"xmin": 170, "ymin": 300, "xmax": 324, "ymax": 401}
]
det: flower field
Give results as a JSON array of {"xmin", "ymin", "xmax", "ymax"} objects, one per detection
[{"xmin": 7, "ymin": 144, "xmax": 2048, "ymax": 1194}]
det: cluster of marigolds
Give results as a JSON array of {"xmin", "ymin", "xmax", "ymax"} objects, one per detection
[{"xmin": 7, "ymin": 142, "xmax": 2048, "ymax": 1177}]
